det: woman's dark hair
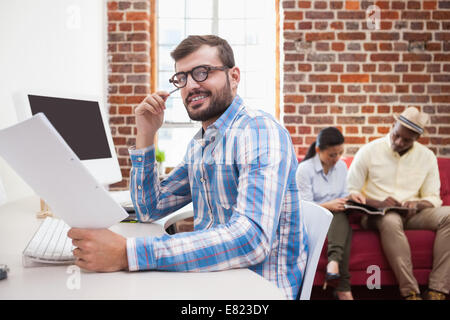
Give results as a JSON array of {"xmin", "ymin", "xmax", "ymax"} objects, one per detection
[{"xmin": 302, "ymin": 127, "xmax": 345, "ymax": 162}]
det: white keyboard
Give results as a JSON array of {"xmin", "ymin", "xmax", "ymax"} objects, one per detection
[{"xmin": 23, "ymin": 217, "xmax": 75, "ymax": 266}]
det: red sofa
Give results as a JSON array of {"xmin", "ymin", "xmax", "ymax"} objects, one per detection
[{"xmin": 307, "ymin": 157, "xmax": 450, "ymax": 288}]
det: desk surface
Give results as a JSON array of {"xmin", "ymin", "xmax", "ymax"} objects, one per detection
[{"xmin": 0, "ymin": 196, "xmax": 285, "ymax": 300}]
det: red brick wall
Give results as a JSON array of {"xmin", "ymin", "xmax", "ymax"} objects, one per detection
[
  {"xmin": 107, "ymin": 0, "xmax": 450, "ymax": 190},
  {"xmin": 282, "ymin": 0, "xmax": 450, "ymax": 158},
  {"xmin": 107, "ymin": 0, "xmax": 151, "ymax": 189}
]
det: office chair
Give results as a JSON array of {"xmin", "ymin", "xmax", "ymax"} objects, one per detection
[
  {"xmin": 158, "ymin": 209, "xmax": 194, "ymax": 234},
  {"xmin": 297, "ymin": 200, "xmax": 333, "ymax": 300}
]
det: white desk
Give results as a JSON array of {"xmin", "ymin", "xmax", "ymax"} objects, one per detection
[{"xmin": 0, "ymin": 196, "xmax": 285, "ymax": 300}]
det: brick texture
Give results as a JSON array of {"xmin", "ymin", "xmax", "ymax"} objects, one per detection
[
  {"xmin": 107, "ymin": 0, "xmax": 151, "ymax": 190},
  {"xmin": 282, "ymin": 0, "xmax": 450, "ymax": 158},
  {"xmin": 107, "ymin": 0, "xmax": 450, "ymax": 190}
]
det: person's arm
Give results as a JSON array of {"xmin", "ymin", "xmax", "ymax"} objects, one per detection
[
  {"xmin": 135, "ymin": 91, "xmax": 167, "ymax": 149},
  {"xmin": 402, "ymin": 199, "xmax": 434, "ymax": 212},
  {"xmin": 416, "ymin": 154, "xmax": 443, "ymax": 208},
  {"xmin": 347, "ymin": 146, "xmax": 370, "ymax": 201},
  {"xmin": 68, "ymin": 146, "xmax": 193, "ymax": 272},
  {"xmin": 321, "ymin": 162, "xmax": 358, "ymax": 212},
  {"xmin": 365, "ymin": 155, "xmax": 441, "ymax": 212},
  {"xmin": 400, "ymin": 155, "xmax": 441, "ymax": 217},
  {"xmin": 67, "ymin": 92, "xmax": 191, "ymax": 272},
  {"xmin": 129, "ymin": 145, "xmax": 192, "ymax": 222},
  {"xmin": 129, "ymin": 92, "xmax": 192, "ymax": 222},
  {"xmin": 320, "ymin": 198, "xmax": 347, "ymax": 212},
  {"xmin": 339, "ymin": 163, "xmax": 350, "ymax": 199},
  {"xmin": 365, "ymin": 196, "xmax": 401, "ymax": 209},
  {"xmin": 297, "ymin": 160, "xmax": 350, "ymax": 212},
  {"xmin": 127, "ymin": 116, "xmax": 294, "ymax": 272},
  {"xmin": 338, "ymin": 162, "xmax": 366, "ymax": 204}
]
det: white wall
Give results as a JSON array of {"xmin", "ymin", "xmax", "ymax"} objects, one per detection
[{"xmin": 0, "ymin": 0, "xmax": 107, "ymax": 204}]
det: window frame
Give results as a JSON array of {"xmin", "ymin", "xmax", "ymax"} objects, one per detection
[{"xmin": 150, "ymin": 0, "xmax": 281, "ymax": 148}]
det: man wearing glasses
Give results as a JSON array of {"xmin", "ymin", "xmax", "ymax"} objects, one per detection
[{"xmin": 68, "ymin": 35, "xmax": 308, "ymax": 300}]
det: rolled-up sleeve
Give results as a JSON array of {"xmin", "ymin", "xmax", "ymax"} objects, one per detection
[
  {"xmin": 128, "ymin": 145, "xmax": 192, "ymax": 223},
  {"xmin": 347, "ymin": 146, "xmax": 369, "ymax": 196},
  {"xmin": 419, "ymin": 154, "xmax": 443, "ymax": 207}
]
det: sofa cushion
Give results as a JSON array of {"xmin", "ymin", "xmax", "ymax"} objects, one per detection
[{"xmin": 314, "ymin": 230, "xmax": 435, "ymax": 285}]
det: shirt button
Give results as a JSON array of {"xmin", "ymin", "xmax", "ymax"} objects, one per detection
[
  {"xmin": 137, "ymin": 185, "xmax": 142, "ymax": 190},
  {"xmin": 200, "ymin": 178, "xmax": 205, "ymax": 183},
  {"xmin": 137, "ymin": 157, "xmax": 142, "ymax": 161}
]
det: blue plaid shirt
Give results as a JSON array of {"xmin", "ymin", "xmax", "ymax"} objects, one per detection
[{"xmin": 127, "ymin": 95, "xmax": 308, "ymax": 300}]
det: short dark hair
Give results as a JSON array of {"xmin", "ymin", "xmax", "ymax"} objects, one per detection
[{"xmin": 170, "ymin": 35, "xmax": 235, "ymax": 68}]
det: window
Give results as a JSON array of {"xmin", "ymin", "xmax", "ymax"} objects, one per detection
[{"xmin": 156, "ymin": 0, "xmax": 277, "ymax": 167}]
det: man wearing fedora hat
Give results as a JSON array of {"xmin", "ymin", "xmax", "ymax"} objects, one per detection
[{"xmin": 347, "ymin": 107, "xmax": 450, "ymax": 300}]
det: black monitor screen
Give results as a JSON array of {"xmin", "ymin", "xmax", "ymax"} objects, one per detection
[{"xmin": 28, "ymin": 94, "xmax": 112, "ymax": 160}]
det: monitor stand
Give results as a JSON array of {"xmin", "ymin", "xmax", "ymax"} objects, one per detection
[
  {"xmin": 37, "ymin": 198, "xmax": 54, "ymax": 219},
  {"xmin": 36, "ymin": 192, "xmax": 134, "ymax": 220}
]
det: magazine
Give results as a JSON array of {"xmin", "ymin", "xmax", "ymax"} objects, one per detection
[{"xmin": 344, "ymin": 200, "xmax": 411, "ymax": 216}]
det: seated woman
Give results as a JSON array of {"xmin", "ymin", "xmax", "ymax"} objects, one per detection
[{"xmin": 296, "ymin": 127, "xmax": 365, "ymax": 300}]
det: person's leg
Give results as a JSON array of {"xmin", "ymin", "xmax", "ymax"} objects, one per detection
[
  {"xmin": 335, "ymin": 222, "xmax": 353, "ymax": 299},
  {"xmin": 366, "ymin": 212, "xmax": 420, "ymax": 297},
  {"xmin": 326, "ymin": 211, "xmax": 353, "ymax": 298},
  {"xmin": 405, "ymin": 206, "xmax": 450, "ymax": 295},
  {"xmin": 327, "ymin": 212, "xmax": 351, "ymax": 270}
]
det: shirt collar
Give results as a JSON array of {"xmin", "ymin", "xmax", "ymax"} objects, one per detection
[
  {"xmin": 385, "ymin": 133, "xmax": 416, "ymax": 158},
  {"xmin": 209, "ymin": 94, "xmax": 244, "ymax": 135},
  {"xmin": 312, "ymin": 154, "xmax": 324, "ymax": 173},
  {"xmin": 312, "ymin": 153, "xmax": 338, "ymax": 176},
  {"xmin": 193, "ymin": 94, "xmax": 244, "ymax": 144}
]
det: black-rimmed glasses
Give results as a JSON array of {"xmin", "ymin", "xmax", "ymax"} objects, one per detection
[{"xmin": 169, "ymin": 65, "xmax": 229, "ymax": 89}]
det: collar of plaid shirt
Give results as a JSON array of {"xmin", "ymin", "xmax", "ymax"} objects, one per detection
[{"xmin": 193, "ymin": 94, "xmax": 244, "ymax": 145}]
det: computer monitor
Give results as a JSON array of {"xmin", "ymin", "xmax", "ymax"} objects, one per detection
[{"xmin": 14, "ymin": 92, "xmax": 122, "ymax": 186}]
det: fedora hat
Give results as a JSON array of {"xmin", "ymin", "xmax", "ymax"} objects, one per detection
[{"xmin": 393, "ymin": 107, "xmax": 429, "ymax": 135}]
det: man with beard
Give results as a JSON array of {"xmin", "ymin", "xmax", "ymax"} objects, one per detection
[
  {"xmin": 68, "ymin": 35, "xmax": 308, "ymax": 300},
  {"xmin": 347, "ymin": 107, "xmax": 450, "ymax": 300}
]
